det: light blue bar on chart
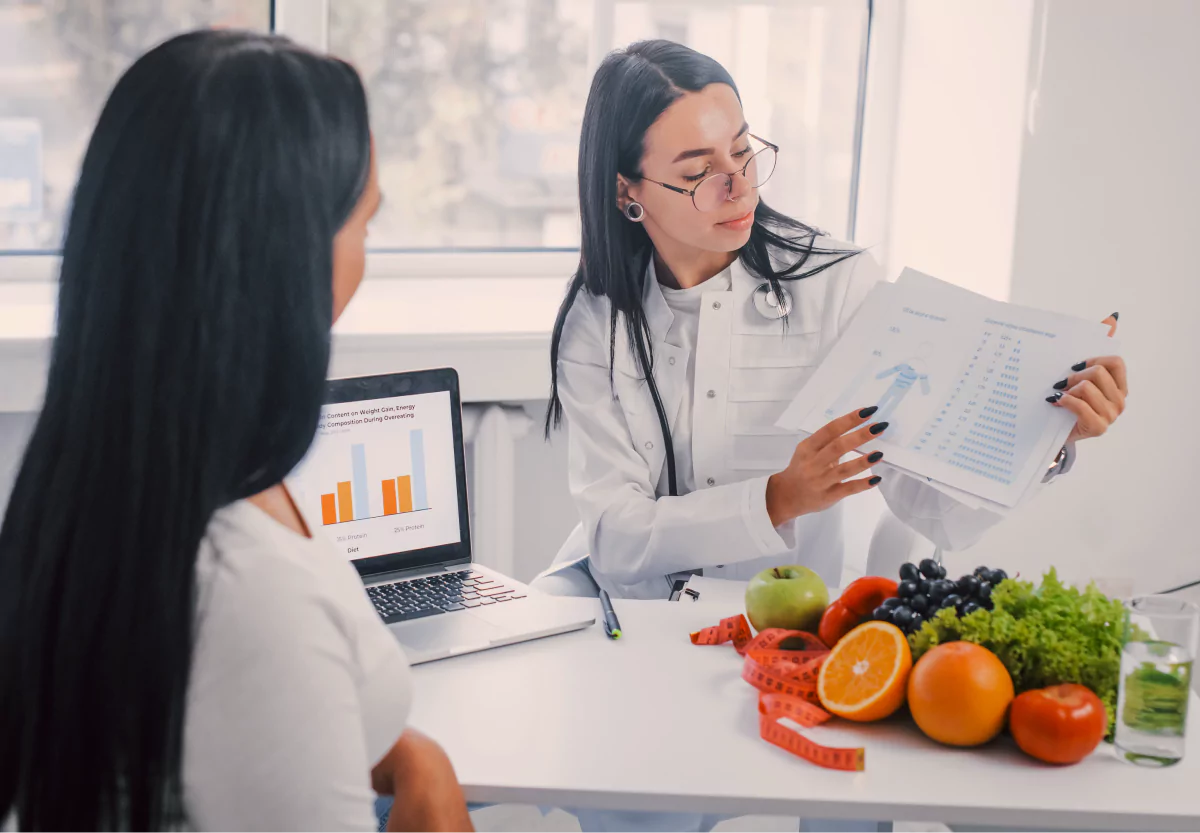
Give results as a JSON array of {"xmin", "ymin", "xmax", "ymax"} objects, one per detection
[
  {"xmin": 350, "ymin": 443, "xmax": 371, "ymax": 520},
  {"xmin": 410, "ymin": 430, "xmax": 428, "ymax": 511}
]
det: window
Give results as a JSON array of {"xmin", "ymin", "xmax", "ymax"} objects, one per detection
[
  {"xmin": 330, "ymin": 0, "xmax": 869, "ymax": 250},
  {"xmin": 0, "ymin": 1, "xmax": 270, "ymax": 253},
  {"xmin": 0, "ymin": 0, "xmax": 869, "ymax": 259}
]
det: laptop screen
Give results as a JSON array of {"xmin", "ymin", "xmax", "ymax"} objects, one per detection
[{"xmin": 290, "ymin": 377, "xmax": 467, "ymax": 572}]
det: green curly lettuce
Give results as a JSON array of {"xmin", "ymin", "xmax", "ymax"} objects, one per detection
[{"xmin": 908, "ymin": 568, "xmax": 1130, "ymax": 735}]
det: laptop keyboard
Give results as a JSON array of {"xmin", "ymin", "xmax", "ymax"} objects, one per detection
[{"xmin": 367, "ymin": 570, "xmax": 527, "ymax": 624}]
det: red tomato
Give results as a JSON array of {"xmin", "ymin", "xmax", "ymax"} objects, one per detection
[
  {"xmin": 817, "ymin": 576, "xmax": 899, "ymax": 647},
  {"xmin": 1010, "ymin": 684, "xmax": 1107, "ymax": 765}
]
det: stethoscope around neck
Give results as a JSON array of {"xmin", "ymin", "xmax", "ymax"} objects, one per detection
[{"xmin": 752, "ymin": 282, "xmax": 793, "ymax": 319}]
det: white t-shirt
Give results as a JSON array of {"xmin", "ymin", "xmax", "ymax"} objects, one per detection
[
  {"xmin": 182, "ymin": 498, "xmax": 412, "ymax": 831},
  {"xmin": 659, "ymin": 268, "xmax": 733, "ymax": 497}
]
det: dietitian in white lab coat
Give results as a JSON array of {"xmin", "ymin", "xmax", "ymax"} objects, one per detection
[{"xmin": 536, "ymin": 41, "xmax": 1127, "ymax": 605}]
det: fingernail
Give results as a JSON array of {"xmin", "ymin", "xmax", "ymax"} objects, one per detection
[
  {"xmin": 869, "ymin": 421, "xmax": 889, "ymax": 435},
  {"xmin": 1111, "ymin": 311, "xmax": 1119, "ymax": 321},
  {"xmin": 1053, "ymin": 379, "xmax": 1068, "ymax": 390},
  {"xmin": 869, "ymin": 476, "xmax": 882, "ymax": 486},
  {"xmin": 858, "ymin": 406, "xmax": 878, "ymax": 419},
  {"xmin": 868, "ymin": 451, "xmax": 884, "ymax": 463},
  {"xmin": 1071, "ymin": 361, "xmax": 1087, "ymax": 372},
  {"xmin": 1046, "ymin": 393, "xmax": 1063, "ymax": 404}
]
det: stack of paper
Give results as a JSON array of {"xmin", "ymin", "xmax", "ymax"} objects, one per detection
[{"xmin": 776, "ymin": 270, "xmax": 1118, "ymax": 515}]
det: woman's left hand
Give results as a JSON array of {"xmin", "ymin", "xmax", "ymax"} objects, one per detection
[{"xmin": 1049, "ymin": 314, "xmax": 1127, "ymax": 443}]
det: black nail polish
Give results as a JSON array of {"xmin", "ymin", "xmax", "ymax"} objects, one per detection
[
  {"xmin": 1053, "ymin": 379, "xmax": 1068, "ymax": 390},
  {"xmin": 868, "ymin": 451, "xmax": 884, "ymax": 463},
  {"xmin": 858, "ymin": 406, "xmax": 878, "ymax": 419},
  {"xmin": 869, "ymin": 421, "xmax": 889, "ymax": 435},
  {"xmin": 869, "ymin": 476, "xmax": 882, "ymax": 486},
  {"xmin": 1111, "ymin": 311, "xmax": 1119, "ymax": 321},
  {"xmin": 1046, "ymin": 393, "xmax": 1063, "ymax": 404},
  {"xmin": 1071, "ymin": 361, "xmax": 1087, "ymax": 372}
]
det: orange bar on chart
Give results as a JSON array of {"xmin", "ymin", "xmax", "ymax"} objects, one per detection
[
  {"xmin": 337, "ymin": 481, "xmax": 354, "ymax": 523},
  {"xmin": 320, "ymin": 493, "xmax": 337, "ymax": 526},
  {"xmin": 397, "ymin": 476, "xmax": 414, "ymax": 513},
  {"xmin": 382, "ymin": 479, "xmax": 399, "ymax": 516}
]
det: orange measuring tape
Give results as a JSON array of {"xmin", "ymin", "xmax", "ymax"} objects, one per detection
[{"xmin": 691, "ymin": 614, "xmax": 866, "ymax": 772}]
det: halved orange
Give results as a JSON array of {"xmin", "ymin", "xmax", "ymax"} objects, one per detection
[{"xmin": 817, "ymin": 621, "xmax": 912, "ymax": 722}]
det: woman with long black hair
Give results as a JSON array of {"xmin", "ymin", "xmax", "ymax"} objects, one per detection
[
  {"xmin": 538, "ymin": 37, "xmax": 1126, "ymax": 833},
  {"xmin": 0, "ymin": 31, "xmax": 470, "ymax": 831}
]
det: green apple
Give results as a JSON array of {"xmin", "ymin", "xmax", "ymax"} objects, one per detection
[{"xmin": 745, "ymin": 565, "xmax": 829, "ymax": 633}]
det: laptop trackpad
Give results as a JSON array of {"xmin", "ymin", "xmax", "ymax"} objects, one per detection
[{"xmin": 390, "ymin": 613, "xmax": 501, "ymax": 661}]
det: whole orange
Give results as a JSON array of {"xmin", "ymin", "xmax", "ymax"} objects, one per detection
[{"xmin": 907, "ymin": 642, "xmax": 1014, "ymax": 747}]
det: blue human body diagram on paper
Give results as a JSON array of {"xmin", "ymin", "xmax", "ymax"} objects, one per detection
[{"xmin": 873, "ymin": 361, "xmax": 931, "ymax": 423}]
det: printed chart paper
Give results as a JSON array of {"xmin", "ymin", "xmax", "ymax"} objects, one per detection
[{"xmin": 777, "ymin": 272, "xmax": 1116, "ymax": 508}]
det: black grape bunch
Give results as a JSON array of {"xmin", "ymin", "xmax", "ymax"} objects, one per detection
[{"xmin": 873, "ymin": 559, "xmax": 1008, "ymax": 636}]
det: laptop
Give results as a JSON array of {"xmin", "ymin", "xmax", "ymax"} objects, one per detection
[{"xmin": 289, "ymin": 368, "xmax": 595, "ymax": 664}]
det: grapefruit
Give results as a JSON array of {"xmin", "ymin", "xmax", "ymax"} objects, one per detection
[{"xmin": 907, "ymin": 641, "xmax": 1014, "ymax": 746}]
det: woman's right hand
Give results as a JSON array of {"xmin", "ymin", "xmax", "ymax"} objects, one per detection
[{"xmin": 766, "ymin": 406, "xmax": 889, "ymax": 527}]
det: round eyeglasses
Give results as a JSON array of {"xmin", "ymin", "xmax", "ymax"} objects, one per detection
[{"xmin": 641, "ymin": 134, "xmax": 778, "ymax": 213}]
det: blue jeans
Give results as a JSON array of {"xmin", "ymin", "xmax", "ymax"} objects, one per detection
[{"xmin": 375, "ymin": 797, "xmax": 391, "ymax": 832}]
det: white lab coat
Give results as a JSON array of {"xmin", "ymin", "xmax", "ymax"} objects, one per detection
[{"xmin": 548, "ymin": 240, "xmax": 1013, "ymax": 600}]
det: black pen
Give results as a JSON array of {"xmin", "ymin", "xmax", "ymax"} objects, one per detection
[{"xmin": 598, "ymin": 588, "xmax": 622, "ymax": 639}]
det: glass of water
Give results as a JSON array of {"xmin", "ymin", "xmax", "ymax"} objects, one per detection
[{"xmin": 1115, "ymin": 595, "xmax": 1198, "ymax": 766}]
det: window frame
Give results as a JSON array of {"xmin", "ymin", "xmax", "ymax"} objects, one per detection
[{"xmin": 0, "ymin": 0, "xmax": 896, "ymax": 283}]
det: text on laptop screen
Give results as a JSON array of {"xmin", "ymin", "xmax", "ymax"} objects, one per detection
[{"xmin": 290, "ymin": 391, "xmax": 462, "ymax": 561}]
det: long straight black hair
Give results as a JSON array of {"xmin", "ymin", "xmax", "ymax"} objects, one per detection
[
  {"xmin": 545, "ymin": 40, "xmax": 860, "ymax": 492},
  {"xmin": 0, "ymin": 30, "xmax": 371, "ymax": 830}
]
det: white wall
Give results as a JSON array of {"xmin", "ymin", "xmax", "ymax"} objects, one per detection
[{"xmin": 952, "ymin": 0, "xmax": 1200, "ymax": 594}]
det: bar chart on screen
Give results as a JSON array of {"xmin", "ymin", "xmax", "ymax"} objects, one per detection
[
  {"xmin": 289, "ymin": 390, "xmax": 462, "ymax": 560},
  {"xmin": 317, "ymin": 430, "xmax": 431, "ymax": 526}
]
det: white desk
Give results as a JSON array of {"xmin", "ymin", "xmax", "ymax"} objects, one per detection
[{"xmin": 410, "ymin": 598, "xmax": 1200, "ymax": 831}]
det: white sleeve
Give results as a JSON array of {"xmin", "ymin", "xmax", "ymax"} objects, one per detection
[
  {"xmin": 558, "ymin": 300, "xmax": 791, "ymax": 588},
  {"xmin": 837, "ymin": 249, "xmax": 1005, "ymax": 552},
  {"xmin": 184, "ymin": 560, "xmax": 402, "ymax": 832}
]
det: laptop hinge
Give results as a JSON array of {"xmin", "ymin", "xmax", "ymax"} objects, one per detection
[{"xmin": 363, "ymin": 560, "xmax": 472, "ymax": 585}]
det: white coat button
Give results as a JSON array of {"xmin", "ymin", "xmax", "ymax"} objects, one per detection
[
  {"xmin": 706, "ymin": 390, "xmax": 716, "ymax": 399},
  {"xmin": 668, "ymin": 356, "xmax": 676, "ymax": 365},
  {"xmin": 712, "ymin": 301, "xmax": 722, "ymax": 310},
  {"xmin": 645, "ymin": 441, "xmax": 654, "ymax": 450},
  {"xmin": 707, "ymin": 477, "xmax": 716, "ymax": 486}
]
